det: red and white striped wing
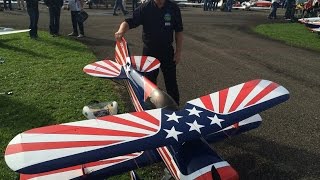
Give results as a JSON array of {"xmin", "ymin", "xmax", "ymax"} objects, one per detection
[
  {"xmin": 20, "ymin": 152, "xmax": 143, "ymax": 180},
  {"xmin": 188, "ymin": 79, "xmax": 289, "ymax": 114},
  {"xmin": 130, "ymin": 56, "xmax": 160, "ymax": 72},
  {"xmin": 83, "ymin": 60, "xmax": 122, "ymax": 78},
  {"xmin": 5, "ymin": 110, "xmax": 161, "ymax": 172},
  {"xmin": 115, "ymin": 38, "xmax": 129, "ymax": 65}
]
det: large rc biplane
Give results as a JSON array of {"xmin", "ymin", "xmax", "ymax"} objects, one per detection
[{"xmin": 4, "ymin": 38, "xmax": 289, "ymax": 180}]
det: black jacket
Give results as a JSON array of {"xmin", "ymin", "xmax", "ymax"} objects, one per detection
[
  {"xmin": 44, "ymin": 0, "xmax": 64, "ymax": 7},
  {"xmin": 26, "ymin": 0, "xmax": 39, "ymax": 9}
]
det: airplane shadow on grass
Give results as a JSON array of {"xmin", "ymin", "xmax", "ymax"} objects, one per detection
[
  {"xmin": 0, "ymin": 96, "xmax": 56, "ymax": 179},
  {"xmin": 0, "ymin": 38, "xmax": 53, "ymax": 60},
  {"xmin": 214, "ymin": 134, "xmax": 320, "ymax": 180}
]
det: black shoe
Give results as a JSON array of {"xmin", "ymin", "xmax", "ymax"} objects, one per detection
[{"xmin": 113, "ymin": 13, "xmax": 118, "ymax": 16}]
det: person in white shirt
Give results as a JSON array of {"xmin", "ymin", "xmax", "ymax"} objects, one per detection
[{"xmin": 68, "ymin": 0, "xmax": 85, "ymax": 38}]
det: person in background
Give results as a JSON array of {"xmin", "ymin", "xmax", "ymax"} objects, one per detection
[
  {"xmin": 3, "ymin": 0, "xmax": 12, "ymax": 10},
  {"xmin": 17, "ymin": 0, "xmax": 25, "ymax": 10},
  {"xmin": 226, "ymin": 0, "xmax": 233, "ymax": 12},
  {"xmin": 132, "ymin": 0, "xmax": 138, "ymax": 10},
  {"xmin": 26, "ymin": 0, "xmax": 39, "ymax": 39},
  {"xmin": 44, "ymin": 0, "xmax": 64, "ymax": 36},
  {"xmin": 113, "ymin": 0, "xmax": 128, "ymax": 16},
  {"xmin": 268, "ymin": 0, "xmax": 279, "ymax": 19},
  {"xmin": 114, "ymin": 0, "xmax": 183, "ymax": 105},
  {"xmin": 68, "ymin": 0, "xmax": 85, "ymax": 38},
  {"xmin": 203, "ymin": 0, "xmax": 209, "ymax": 11},
  {"xmin": 284, "ymin": 0, "xmax": 295, "ymax": 19}
]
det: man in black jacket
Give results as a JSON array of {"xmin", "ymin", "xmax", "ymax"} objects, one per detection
[
  {"xmin": 26, "ymin": 0, "xmax": 39, "ymax": 39},
  {"xmin": 44, "ymin": 0, "xmax": 64, "ymax": 36},
  {"xmin": 115, "ymin": 0, "xmax": 183, "ymax": 105}
]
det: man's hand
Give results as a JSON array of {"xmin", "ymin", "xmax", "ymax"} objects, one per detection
[
  {"xmin": 174, "ymin": 51, "xmax": 181, "ymax": 65},
  {"xmin": 114, "ymin": 31, "xmax": 124, "ymax": 41}
]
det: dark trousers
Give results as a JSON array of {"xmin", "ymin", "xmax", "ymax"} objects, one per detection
[
  {"xmin": 143, "ymin": 46, "xmax": 180, "ymax": 105},
  {"xmin": 132, "ymin": 0, "xmax": 138, "ymax": 10},
  {"xmin": 269, "ymin": 2, "xmax": 278, "ymax": 19},
  {"xmin": 285, "ymin": 4, "xmax": 294, "ymax": 19},
  {"xmin": 3, "ymin": 0, "xmax": 12, "ymax": 10},
  {"xmin": 71, "ymin": 11, "xmax": 84, "ymax": 35},
  {"xmin": 27, "ymin": 8, "xmax": 39, "ymax": 37},
  {"xmin": 49, "ymin": 6, "xmax": 61, "ymax": 35}
]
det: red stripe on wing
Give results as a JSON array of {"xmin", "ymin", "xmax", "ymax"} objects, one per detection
[
  {"xmin": 6, "ymin": 140, "xmax": 120, "ymax": 155},
  {"xmin": 229, "ymin": 79, "xmax": 260, "ymax": 112},
  {"xmin": 245, "ymin": 82, "xmax": 279, "ymax": 107},
  {"xmin": 132, "ymin": 111, "xmax": 160, "ymax": 127},
  {"xmin": 219, "ymin": 89, "xmax": 229, "ymax": 113},
  {"xmin": 116, "ymin": 41, "xmax": 126, "ymax": 65},
  {"xmin": 84, "ymin": 69, "xmax": 119, "ymax": 77},
  {"xmin": 98, "ymin": 115, "xmax": 158, "ymax": 132},
  {"xmin": 144, "ymin": 58, "xmax": 160, "ymax": 72},
  {"xmin": 94, "ymin": 61, "xmax": 120, "ymax": 74},
  {"xmin": 25, "ymin": 125, "xmax": 148, "ymax": 137},
  {"xmin": 139, "ymin": 56, "xmax": 147, "ymax": 71},
  {"xmin": 200, "ymin": 95, "xmax": 214, "ymax": 111}
]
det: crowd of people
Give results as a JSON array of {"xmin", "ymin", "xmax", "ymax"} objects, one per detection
[
  {"xmin": 1, "ymin": 0, "xmax": 135, "ymax": 39},
  {"xmin": 1, "ymin": 0, "xmax": 184, "ymax": 105}
]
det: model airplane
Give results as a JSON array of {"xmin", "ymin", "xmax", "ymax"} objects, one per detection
[
  {"xmin": 233, "ymin": 0, "xmax": 271, "ymax": 10},
  {"xmin": 5, "ymin": 38, "xmax": 290, "ymax": 180},
  {"xmin": 0, "ymin": 27, "xmax": 30, "ymax": 36}
]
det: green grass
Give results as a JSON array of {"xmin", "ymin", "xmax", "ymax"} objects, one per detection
[
  {"xmin": 254, "ymin": 23, "xmax": 320, "ymax": 51},
  {"xmin": 0, "ymin": 31, "xmax": 126, "ymax": 179}
]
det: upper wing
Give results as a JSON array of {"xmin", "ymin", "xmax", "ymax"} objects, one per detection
[{"xmin": 5, "ymin": 79, "xmax": 289, "ymax": 174}]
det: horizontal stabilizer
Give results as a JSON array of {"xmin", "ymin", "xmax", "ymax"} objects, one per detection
[
  {"xmin": 83, "ymin": 60, "xmax": 127, "ymax": 79},
  {"xmin": 5, "ymin": 79, "xmax": 289, "ymax": 174},
  {"xmin": 130, "ymin": 56, "xmax": 160, "ymax": 72}
]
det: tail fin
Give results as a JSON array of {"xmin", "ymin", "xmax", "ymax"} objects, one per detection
[
  {"xmin": 115, "ymin": 37, "xmax": 160, "ymax": 72},
  {"xmin": 115, "ymin": 37, "xmax": 130, "ymax": 66}
]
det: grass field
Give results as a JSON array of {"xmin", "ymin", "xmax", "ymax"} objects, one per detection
[
  {"xmin": 0, "ymin": 31, "xmax": 129, "ymax": 179},
  {"xmin": 254, "ymin": 23, "xmax": 320, "ymax": 52}
]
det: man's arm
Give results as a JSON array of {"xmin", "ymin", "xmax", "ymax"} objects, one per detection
[
  {"xmin": 174, "ymin": 31, "xmax": 183, "ymax": 64},
  {"xmin": 115, "ymin": 21, "xmax": 130, "ymax": 41}
]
